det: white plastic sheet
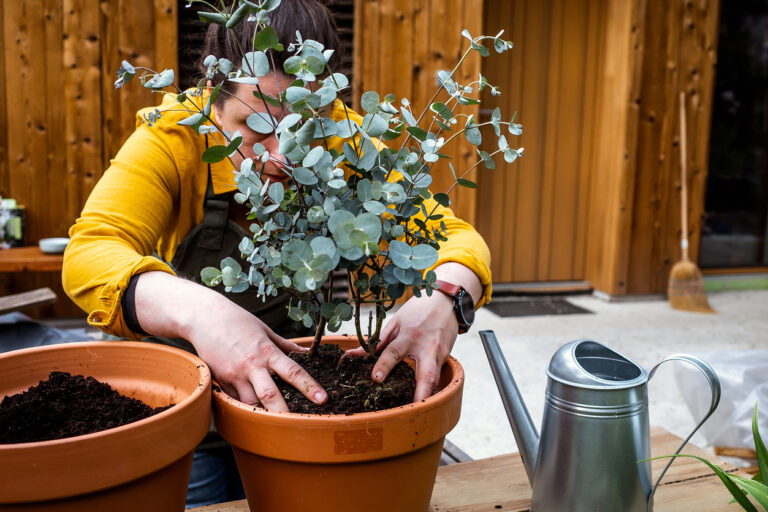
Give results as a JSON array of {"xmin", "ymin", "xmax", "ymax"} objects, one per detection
[{"xmin": 675, "ymin": 350, "xmax": 768, "ymax": 451}]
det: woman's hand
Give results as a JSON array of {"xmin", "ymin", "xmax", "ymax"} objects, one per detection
[
  {"xmin": 371, "ymin": 290, "xmax": 459, "ymax": 401},
  {"xmin": 348, "ymin": 262, "xmax": 483, "ymax": 402},
  {"xmin": 134, "ymin": 271, "xmax": 327, "ymax": 412}
]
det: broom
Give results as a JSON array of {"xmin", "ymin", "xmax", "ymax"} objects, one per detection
[{"xmin": 668, "ymin": 91, "xmax": 714, "ymax": 313}]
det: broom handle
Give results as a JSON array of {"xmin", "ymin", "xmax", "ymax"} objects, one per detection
[{"xmin": 679, "ymin": 91, "xmax": 690, "ymax": 262}]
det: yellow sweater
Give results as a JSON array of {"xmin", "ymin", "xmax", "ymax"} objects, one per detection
[{"xmin": 63, "ymin": 93, "xmax": 492, "ymax": 338}]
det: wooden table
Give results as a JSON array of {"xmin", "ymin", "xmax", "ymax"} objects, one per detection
[
  {"xmin": 0, "ymin": 247, "xmax": 63, "ymax": 272},
  {"xmin": 191, "ymin": 427, "xmax": 743, "ymax": 511}
]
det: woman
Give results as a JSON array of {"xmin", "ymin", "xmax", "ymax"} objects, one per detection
[{"xmin": 63, "ymin": 0, "xmax": 491, "ymax": 505}]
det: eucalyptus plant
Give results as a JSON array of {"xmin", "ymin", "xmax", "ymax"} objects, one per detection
[{"xmin": 116, "ymin": 0, "xmax": 523, "ymax": 358}]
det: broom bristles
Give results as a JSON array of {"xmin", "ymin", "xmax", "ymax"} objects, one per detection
[{"xmin": 668, "ymin": 260, "xmax": 715, "ymax": 313}]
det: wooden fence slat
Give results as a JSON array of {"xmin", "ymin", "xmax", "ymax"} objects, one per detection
[
  {"xmin": 63, "ymin": 0, "xmax": 103, "ymax": 234},
  {"xmin": 547, "ymin": 0, "xmax": 588, "ymax": 281},
  {"xmin": 44, "ymin": 0, "xmax": 67, "ymax": 238},
  {"xmin": 0, "ymin": 4, "xmax": 8, "ymax": 199},
  {"xmin": 535, "ymin": 0, "xmax": 564, "ymax": 281},
  {"xmin": 572, "ymin": 0, "xmax": 605, "ymax": 280}
]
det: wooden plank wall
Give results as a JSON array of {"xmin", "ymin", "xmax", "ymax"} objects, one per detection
[
  {"xmin": 356, "ymin": 0, "xmax": 721, "ymax": 296},
  {"xmin": 625, "ymin": 0, "xmax": 720, "ymax": 294},
  {"xmin": 587, "ymin": 0, "xmax": 720, "ymax": 296},
  {"xmin": 476, "ymin": 0, "xmax": 607, "ymax": 284},
  {"xmin": 353, "ymin": 0, "xmax": 484, "ymax": 224},
  {"xmin": 0, "ymin": 0, "xmax": 177, "ymax": 317}
]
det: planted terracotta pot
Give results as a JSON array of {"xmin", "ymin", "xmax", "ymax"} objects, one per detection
[
  {"xmin": 0, "ymin": 341, "xmax": 211, "ymax": 512},
  {"xmin": 213, "ymin": 334, "xmax": 464, "ymax": 512}
]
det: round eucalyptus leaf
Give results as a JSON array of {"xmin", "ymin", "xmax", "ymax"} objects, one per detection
[
  {"xmin": 327, "ymin": 316, "xmax": 342, "ymax": 332},
  {"xmin": 246, "ymin": 112, "xmax": 276, "ymax": 134},
  {"xmin": 328, "ymin": 209, "xmax": 355, "ymax": 235},
  {"xmin": 242, "ymin": 51, "xmax": 269, "ymax": 77},
  {"xmin": 307, "ymin": 205, "xmax": 326, "ymax": 224},
  {"xmin": 326, "ymin": 73, "xmax": 349, "ymax": 91},
  {"xmin": 327, "ymin": 178, "xmax": 347, "ymax": 190},
  {"xmin": 382, "ymin": 183, "xmax": 406, "ymax": 204},
  {"xmin": 335, "ymin": 302, "xmax": 353, "ymax": 320},
  {"xmin": 229, "ymin": 280, "xmax": 249, "ymax": 293},
  {"xmin": 356, "ymin": 179, "xmax": 372, "ymax": 201},
  {"xmin": 144, "ymin": 69, "xmax": 174, "ymax": 89},
  {"xmin": 221, "ymin": 266, "xmax": 239, "ymax": 287},
  {"xmin": 411, "ymin": 174, "xmax": 433, "ymax": 189},
  {"xmin": 292, "ymin": 166, "xmax": 318, "ymax": 185},
  {"xmin": 349, "ymin": 228, "xmax": 368, "ymax": 247},
  {"xmin": 390, "ymin": 224, "xmax": 405, "ymax": 238},
  {"xmin": 310, "ymin": 254, "xmax": 333, "ymax": 274},
  {"xmin": 278, "ymin": 131, "xmax": 297, "ymax": 154},
  {"xmin": 336, "ymin": 119, "xmax": 357, "ymax": 139},
  {"xmin": 310, "ymin": 236, "xmax": 336, "ymax": 258},
  {"xmin": 313, "ymin": 118, "xmax": 338, "ymax": 139},
  {"xmin": 200, "ymin": 267, "xmax": 222, "ymax": 287},
  {"xmin": 393, "ymin": 267, "xmax": 416, "ymax": 285},
  {"xmin": 361, "ymin": 91, "xmax": 380, "ymax": 114},
  {"xmin": 302, "ymin": 146, "xmax": 325, "ymax": 168},
  {"xmin": 332, "ymin": 223, "xmax": 355, "ymax": 250},
  {"xmin": 276, "ymin": 113, "xmax": 302, "ymax": 134},
  {"xmin": 285, "ymin": 86, "xmax": 311, "ymax": 104},
  {"xmin": 355, "ymin": 213, "xmax": 381, "ymax": 240},
  {"xmin": 363, "ymin": 200, "xmax": 386, "ymax": 215},
  {"xmin": 388, "ymin": 240, "xmax": 412, "ymax": 269},
  {"xmin": 321, "ymin": 302, "xmax": 336, "ymax": 319},
  {"xmin": 268, "ymin": 182, "xmax": 284, "ymax": 204},
  {"xmin": 410, "ymin": 244, "xmax": 439, "ymax": 270},
  {"xmin": 238, "ymin": 237, "xmax": 255, "ymax": 255},
  {"xmin": 220, "ymin": 256, "xmax": 242, "ymax": 274},
  {"xmin": 281, "ymin": 239, "xmax": 312, "ymax": 271},
  {"xmin": 362, "ymin": 113, "xmax": 388, "ymax": 138},
  {"xmin": 339, "ymin": 245, "xmax": 364, "ymax": 261}
]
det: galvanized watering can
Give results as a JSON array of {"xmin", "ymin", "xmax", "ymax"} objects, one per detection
[{"xmin": 479, "ymin": 331, "xmax": 721, "ymax": 512}]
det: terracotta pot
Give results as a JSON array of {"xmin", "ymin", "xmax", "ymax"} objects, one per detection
[
  {"xmin": 213, "ymin": 334, "xmax": 464, "ymax": 512},
  {"xmin": 0, "ymin": 341, "xmax": 211, "ymax": 512}
]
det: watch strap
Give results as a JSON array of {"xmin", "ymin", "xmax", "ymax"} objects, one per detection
[{"xmin": 435, "ymin": 280, "xmax": 461, "ymax": 296}]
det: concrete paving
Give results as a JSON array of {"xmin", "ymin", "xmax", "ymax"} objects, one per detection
[{"xmin": 446, "ymin": 289, "xmax": 768, "ymax": 460}]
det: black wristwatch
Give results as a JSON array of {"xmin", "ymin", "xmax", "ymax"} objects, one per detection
[{"xmin": 435, "ymin": 280, "xmax": 475, "ymax": 334}]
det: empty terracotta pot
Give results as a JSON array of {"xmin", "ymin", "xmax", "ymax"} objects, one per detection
[
  {"xmin": 213, "ymin": 335, "xmax": 464, "ymax": 512},
  {"xmin": 0, "ymin": 341, "xmax": 211, "ymax": 512}
]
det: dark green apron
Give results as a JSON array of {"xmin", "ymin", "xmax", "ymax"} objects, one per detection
[
  {"xmin": 140, "ymin": 160, "xmax": 312, "ymax": 353},
  {"xmin": 107, "ymin": 160, "xmax": 312, "ymax": 450}
]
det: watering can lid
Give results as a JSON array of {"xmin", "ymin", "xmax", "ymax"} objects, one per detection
[{"xmin": 546, "ymin": 339, "xmax": 648, "ymax": 389}]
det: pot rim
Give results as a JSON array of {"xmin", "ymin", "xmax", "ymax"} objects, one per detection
[
  {"xmin": 0, "ymin": 340, "xmax": 210, "ymax": 449},
  {"xmin": 212, "ymin": 334, "xmax": 464, "ymax": 423},
  {"xmin": 0, "ymin": 340, "xmax": 213, "ymax": 503}
]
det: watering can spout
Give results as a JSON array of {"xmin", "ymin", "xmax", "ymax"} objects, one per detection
[{"xmin": 479, "ymin": 330, "xmax": 539, "ymax": 485}]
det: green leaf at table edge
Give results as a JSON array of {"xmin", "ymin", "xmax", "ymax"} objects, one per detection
[
  {"xmin": 642, "ymin": 454, "xmax": 758, "ymax": 512},
  {"xmin": 754, "ymin": 404, "xmax": 768, "ymax": 486}
]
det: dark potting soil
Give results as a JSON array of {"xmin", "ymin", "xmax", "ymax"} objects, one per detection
[
  {"xmin": 273, "ymin": 344, "xmax": 417, "ymax": 414},
  {"xmin": 0, "ymin": 371, "xmax": 172, "ymax": 444}
]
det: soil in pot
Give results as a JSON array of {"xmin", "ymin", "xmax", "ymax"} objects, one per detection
[
  {"xmin": 0, "ymin": 371, "xmax": 172, "ymax": 444},
  {"xmin": 272, "ymin": 344, "xmax": 416, "ymax": 414}
]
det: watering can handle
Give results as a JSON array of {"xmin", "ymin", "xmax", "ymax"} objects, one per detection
[{"xmin": 647, "ymin": 355, "xmax": 721, "ymax": 502}]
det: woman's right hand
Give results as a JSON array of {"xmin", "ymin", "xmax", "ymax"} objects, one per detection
[{"xmin": 134, "ymin": 271, "xmax": 327, "ymax": 412}]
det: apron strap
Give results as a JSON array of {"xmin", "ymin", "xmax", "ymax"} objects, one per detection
[{"xmin": 200, "ymin": 135, "xmax": 231, "ymax": 251}]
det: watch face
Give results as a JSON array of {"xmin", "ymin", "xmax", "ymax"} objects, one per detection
[{"xmin": 459, "ymin": 291, "xmax": 475, "ymax": 325}]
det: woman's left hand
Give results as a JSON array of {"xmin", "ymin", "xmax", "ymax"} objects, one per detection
[
  {"xmin": 369, "ymin": 290, "xmax": 459, "ymax": 401},
  {"xmin": 346, "ymin": 262, "xmax": 483, "ymax": 402}
]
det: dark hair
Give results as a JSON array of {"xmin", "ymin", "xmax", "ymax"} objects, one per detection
[{"xmin": 199, "ymin": 0, "xmax": 340, "ymax": 102}]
